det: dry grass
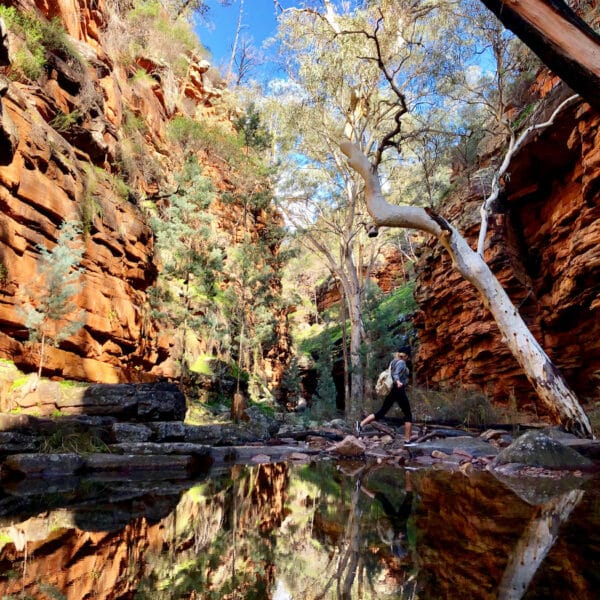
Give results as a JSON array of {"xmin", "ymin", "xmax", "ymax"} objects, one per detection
[{"xmin": 410, "ymin": 386, "xmax": 505, "ymax": 429}]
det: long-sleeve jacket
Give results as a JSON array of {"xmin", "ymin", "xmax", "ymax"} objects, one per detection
[{"xmin": 391, "ymin": 358, "xmax": 409, "ymax": 386}]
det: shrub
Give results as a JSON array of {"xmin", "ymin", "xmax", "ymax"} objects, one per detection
[
  {"xmin": 18, "ymin": 219, "xmax": 86, "ymax": 378},
  {"xmin": 39, "ymin": 427, "xmax": 109, "ymax": 454},
  {"xmin": 50, "ymin": 109, "xmax": 81, "ymax": 132},
  {"xmin": 124, "ymin": 0, "xmax": 202, "ymax": 77},
  {"xmin": 81, "ymin": 165, "xmax": 104, "ymax": 234},
  {"xmin": 0, "ymin": 7, "xmax": 82, "ymax": 81},
  {"xmin": 167, "ymin": 116, "xmax": 245, "ymax": 161}
]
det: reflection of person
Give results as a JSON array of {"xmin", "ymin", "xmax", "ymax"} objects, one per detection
[
  {"xmin": 357, "ymin": 352, "xmax": 413, "ymax": 441},
  {"xmin": 360, "ymin": 471, "xmax": 414, "ymax": 558}
]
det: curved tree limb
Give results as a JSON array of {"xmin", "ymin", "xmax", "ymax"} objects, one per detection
[
  {"xmin": 340, "ymin": 139, "xmax": 594, "ymax": 439},
  {"xmin": 477, "ymin": 93, "xmax": 579, "ymax": 255}
]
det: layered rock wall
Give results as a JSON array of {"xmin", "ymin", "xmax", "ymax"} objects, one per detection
[
  {"xmin": 413, "ymin": 90, "xmax": 600, "ymax": 412},
  {"xmin": 0, "ymin": 0, "xmax": 288, "ymax": 385}
]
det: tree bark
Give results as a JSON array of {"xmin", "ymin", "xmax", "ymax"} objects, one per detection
[
  {"xmin": 479, "ymin": 0, "xmax": 600, "ymax": 111},
  {"xmin": 340, "ymin": 140, "xmax": 594, "ymax": 438}
]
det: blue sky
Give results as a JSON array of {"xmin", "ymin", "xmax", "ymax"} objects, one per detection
[{"xmin": 194, "ymin": 0, "xmax": 282, "ymax": 74}]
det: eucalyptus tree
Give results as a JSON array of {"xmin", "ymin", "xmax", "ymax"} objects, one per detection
[
  {"xmin": 334, "ymin": 3, "xmax": 592, "ymax": 436},
  {"xmin": 271, "ymin": 0, "xmax": 467, "ymax": 419},
  {"xmin": 275, "ymin": 0, "xmax": 593, "ymax": 436},
  {"xmin": 270, "ymin": 21, "xmax": 396, "ymax": 418}
]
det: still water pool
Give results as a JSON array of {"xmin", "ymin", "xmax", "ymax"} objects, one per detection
[{"xmin": 0, "ymin": 459, "xmax": 597, "ymax": 599}]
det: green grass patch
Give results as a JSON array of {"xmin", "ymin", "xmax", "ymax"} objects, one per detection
[{"xmin": 9, "ymin": 376, "xmax": 31, "ymax": 391}]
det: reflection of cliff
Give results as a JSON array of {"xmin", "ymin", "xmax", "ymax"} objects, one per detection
[
  {"xmin": 413, "ymin": 470, "xmax": 599, "ymax": 600},
  {"xmin": 0, "ymin": 464, "xmax": 596, "ymax": 599},
  {"xmin": 0, "ymin": 463, "xmax": 290, "ymax": 600}
]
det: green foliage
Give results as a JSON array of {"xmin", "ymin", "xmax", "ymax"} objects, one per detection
[
  {"xmin": 80, "ymin": 165, "xmax": 104, "ymax": 234},
  {"xmin": 9, "ymin": 376, "xmax": 30, "ymax": 391},
  {"xmin": 50, "ymin": 109, "xmax": 81, "ymax": 132},
  {"xmin": 280, "ymin": 356, "xmax": 302, "ymax": 400},
  {"xmin": 124, "ymin": 0, "xmax": 202, "ymax": 77},
  {"xmin": 122, "ymin": 107, "xmax": 148, "ymax": 135},
  {"xmin": 189, "ymin": 354, "xmax": 214, "ymax": 376},
  {"xmin": 218, "ymin": 229, "xmax": 284, "ymax": 392},
  {"xmin": 234, "ymin": 103, "xmax": 271, "ymax": 152},
  {"xmin": 150, "ymin": 157, "xmax": 222, "ymax": 375},
  {"xmin": 0, "ymin": 6, "xmax": 45, "ymax": 80},
  {"xmin": 167, "ymin": 116, "xmax": 245, "ymax": 159},
  {"xmin": 295, "ymin": 316, "xmax": 343, "ymax": 358},
  {"xmin": 108, "ymin": 172, "xmax": 131, "ymax": 201},
  {"xmin": 130, "ymin": 67, "xmax": 157, "ymax": 86},
  {"xmin": 18, "ymin": 220, "xmax": 85, "ymax": 362},
  {"xmin": 312, "ymin": 321, "xmax": 338, "ymax": 411},
  {"xmin": 0, "ymin": 7, "xmax": 82, "ymax": 81},
  {"xmin": 37, "ymin": 583, "xmax": 67, "ymax": 600}
]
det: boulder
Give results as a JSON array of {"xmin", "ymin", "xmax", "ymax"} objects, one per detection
[
  {"xmin": 490, "ymin": 430, "xmax": 594, "ymax": 471},
  {"xmin": 327, "ymin": 435, "xmax": 366, "ymax": 457}
]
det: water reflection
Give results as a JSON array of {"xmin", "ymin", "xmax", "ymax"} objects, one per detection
[{"xmin": 0, "ymin": 460, "xmax": 597, "ymax": 599}]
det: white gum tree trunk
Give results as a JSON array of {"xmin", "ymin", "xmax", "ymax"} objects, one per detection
[{"xmin": 340, "ymin": 140, "xmax": 594, "ymax": 439}]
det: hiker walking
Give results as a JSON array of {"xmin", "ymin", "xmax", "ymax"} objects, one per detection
[{"xmin": 357, "ymin": 352, "xmax": 413, "ymax": 442}]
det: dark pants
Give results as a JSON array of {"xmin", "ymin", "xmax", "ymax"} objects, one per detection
[{"xmin": 374, "ymin": 384, "xmax": 412, "ymax": 422}]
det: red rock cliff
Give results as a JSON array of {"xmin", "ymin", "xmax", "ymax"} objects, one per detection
[
  {"xmin": 0, "ymin": 0, "xmax": 288, "ymax": 385},
  {"xmin": 413, "ymin": 88, "xmax": 600, "ymax": 414}
]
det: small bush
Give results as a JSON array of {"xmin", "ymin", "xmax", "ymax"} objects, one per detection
[
  {"xmin": 0, "ymin": 8, "xmax": 82, "ymax": 81},
  {"xmin": 122, "ymin": 107, "xmax": 148, "ymax": 135},
  {"xmin": 124, "ymin": 0, "xmax": 201, "ymax": 77},
  {"xmin": 81, "ymin": 165, "xmax": 104, "ymax": 234},
  {"xmin": 130, "ymin": 67, "xmax": 157, "ymax": 87},
  {"xmin": 50, "ymin": 109, "xmax": 81, "ymax": 132}
]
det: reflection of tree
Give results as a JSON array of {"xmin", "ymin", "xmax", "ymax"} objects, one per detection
[
  {"xmin": 498, "ymin": 489, "xmax": 585, "ymax": 600},
  {"xmin": 309, "ymin": 465, "xmax": 419, "ymax": 599},
  {"xmin": 314, "ymin": 479, "xmax": 364, "ymax": 599},
  {"xmin": 133, "ymin": 463, "xmax": 289, "ymax": 599}
]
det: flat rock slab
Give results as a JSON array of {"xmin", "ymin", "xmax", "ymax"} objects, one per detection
[
  {"xmin": 3, "ymin": 453, "xmax": 84, "ymax": 477},
  {"xmin": 84, "ymin": 453, "xmax": 201, "ymax": 476},
  {"xmin": 109, "ymin": 442, "xmax": 212, "ymax": 457},
  {"xmin": 0, "ymin": 431, "xmax": 38, "ymax": 453},
  {"xmin": 406, "ymin": 436, "xmax": 500, "ymax": 459},
  {"xmin": 57, "ymin": 382, "xmax": 186, "ymax": 421}
]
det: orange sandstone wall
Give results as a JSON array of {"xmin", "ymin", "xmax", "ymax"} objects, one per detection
[
  {"xmin": 413, "ymin": 93, "xmax": 600, "ymax": 413},
  {"xmin": 0, "ymin": 0, "xmax": 288, "ymax": 384}
]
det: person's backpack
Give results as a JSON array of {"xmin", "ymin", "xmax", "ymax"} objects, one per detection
[{"xmin": 375, "ymin": 362, "xmax": 394, "ymax": 397}]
